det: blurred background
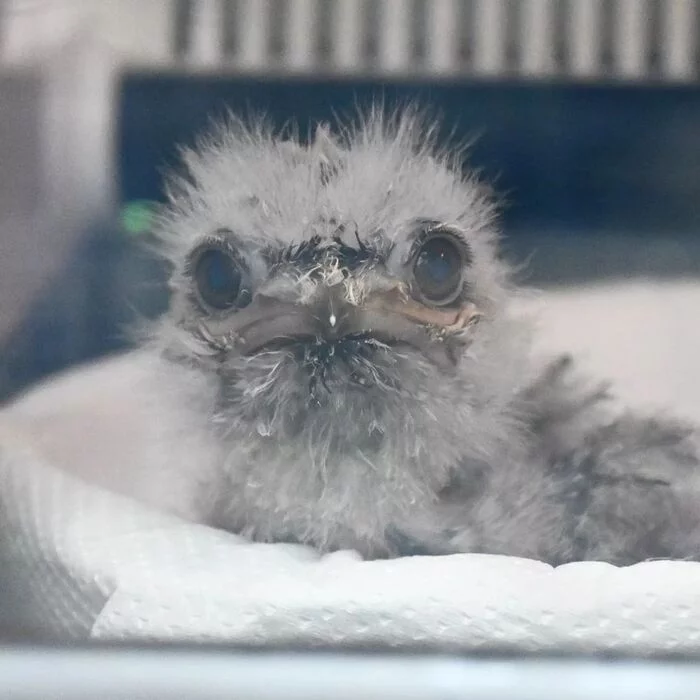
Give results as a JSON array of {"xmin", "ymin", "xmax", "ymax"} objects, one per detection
[{"xmin": 1, "ymin": 0, "xmax": 700, "ymax": 421}]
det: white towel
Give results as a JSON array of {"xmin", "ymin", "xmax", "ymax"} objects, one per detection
[{"xmin": 2, "ymin": 439, "xmax": 700, "ymax": 652}]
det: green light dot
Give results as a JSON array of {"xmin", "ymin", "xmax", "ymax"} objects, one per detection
[{"xmin": 121, "ymin": 200, "xmax": 157, "ymax": 236}]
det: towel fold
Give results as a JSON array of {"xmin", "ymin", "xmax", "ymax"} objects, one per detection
[{"xmin": 2, "ymin": 437, "xmax": 700, "ymax": 653}]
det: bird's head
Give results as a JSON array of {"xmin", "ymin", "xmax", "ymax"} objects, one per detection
[{"xmin": 154, "ymin": 111, "xmax": 529, "ymax": 470}]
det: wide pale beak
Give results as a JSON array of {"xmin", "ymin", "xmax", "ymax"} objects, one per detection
[{"xmin": 199, "ymin": 285, "xmax": 481, "ymax": 365}]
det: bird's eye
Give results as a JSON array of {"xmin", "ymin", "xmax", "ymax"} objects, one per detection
[
  {"xmin": 413, "ymin": 233, "xmax": 465, "ymax": 305},
  {"xmin": 191, "ymin": 245, "xmax": 251, "ymax": 311}
]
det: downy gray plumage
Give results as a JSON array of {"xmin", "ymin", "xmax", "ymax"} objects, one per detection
[{"xmin": 129, "ymin": 107, "xmax": 700, "ymax": 565}]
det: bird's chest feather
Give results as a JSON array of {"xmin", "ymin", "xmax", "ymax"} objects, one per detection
[
  {"xmin": 217, "ymin": 437, "xmax": 445, "ymax": 553},
  {"xmin": 187, "ymin": 340, "xmax": 526, "ymax": 554},
  {"xmin": 209, "ymin": 356, "xmax": 470, "ymax": 552}
]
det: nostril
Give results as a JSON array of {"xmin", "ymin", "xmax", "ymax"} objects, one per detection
[
  {"xmin": 321, "ymin": 306, "xmax": 347, "ymax": 338},
  {"xmin": 314, "ymin": 284, "xmax": 352, "ymax": 337}
]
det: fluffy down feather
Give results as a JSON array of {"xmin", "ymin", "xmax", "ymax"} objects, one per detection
[{"xmin": 132, "ymin": 108, "xmax": 700, "ymax": 565}]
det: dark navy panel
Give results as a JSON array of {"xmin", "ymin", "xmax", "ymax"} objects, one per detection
[{"xmin": 118, "ymin": 76, "xmax": 700, "ymax": 235}]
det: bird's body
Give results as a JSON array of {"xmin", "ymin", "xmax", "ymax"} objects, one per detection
[{"xmin": 28, "ymin": 110, "xmax": 700, "ymax": 566}]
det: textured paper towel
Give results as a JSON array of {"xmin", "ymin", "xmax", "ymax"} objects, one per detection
[{"xmin": 3, "ymin": 439, "xmax": 700, "ymax": 653}]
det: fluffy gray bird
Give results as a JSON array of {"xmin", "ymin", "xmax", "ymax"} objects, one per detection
[{"xmin": 104, "ymin": 110, "xmax": 700, "ymax": 565}]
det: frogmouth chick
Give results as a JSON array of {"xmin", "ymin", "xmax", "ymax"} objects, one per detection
[{"xmin": 138, "ymin": 111, "xmax": 700, "ymax": 566}]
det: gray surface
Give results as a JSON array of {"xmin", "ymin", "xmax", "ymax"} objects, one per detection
[
  {"xmin": 1, "ymin": 648, "xmax": 700, "ymax": 700},
  {"xmin": 0, "ymin": 71, "xmax": 45, "ymax": 341}
]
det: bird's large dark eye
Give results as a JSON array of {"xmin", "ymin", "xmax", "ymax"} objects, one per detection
[
  {"xmin": 192, "ymin": 246, "xmax": 251, "ymax": 311},
  {"xmin": 413, "ymin": 233, "xmax": 466, "ymax": 305}
]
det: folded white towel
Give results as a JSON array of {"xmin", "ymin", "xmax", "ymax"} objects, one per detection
[{"xmin": 2, "ymin": 437, "xmax": 700, "ymax": 653}]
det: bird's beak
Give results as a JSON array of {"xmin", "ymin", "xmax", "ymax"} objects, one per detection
[
  {"xmin": 365, "ymin": 287, "xmax": 481, "ymax": 333},
  {"xmin": 199, "ymin": 285, "xmax": 481, "ymax": 361}
]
